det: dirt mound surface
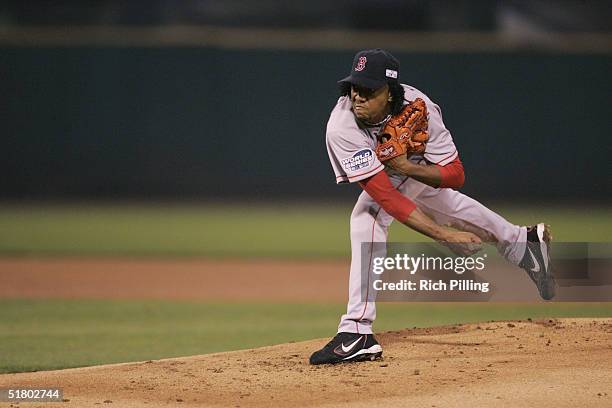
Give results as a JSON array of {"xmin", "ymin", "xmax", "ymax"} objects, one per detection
[{"xmin": 1, "ymin": 318, "xmax": 611, "ymax": 407}]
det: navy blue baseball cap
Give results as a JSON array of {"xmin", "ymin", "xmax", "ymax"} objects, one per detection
[{"xmin": 338, "ymin": 49, "xmax": 400, "ymax": 90}]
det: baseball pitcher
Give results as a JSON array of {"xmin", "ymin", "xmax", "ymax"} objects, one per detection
[{"xmin": 310, "ymin": 49, "xmax": 556, "ymax": 365}]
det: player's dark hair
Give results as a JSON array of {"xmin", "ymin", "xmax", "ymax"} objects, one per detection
[
  {"xmin": 388, "ymin": 82, "xmax": 405, "ymax": 115},
  {"xmin": 339, "ymin": 82, "xmax": 406, "ymax": 115}
]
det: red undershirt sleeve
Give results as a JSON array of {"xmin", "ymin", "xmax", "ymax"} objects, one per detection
[
  {"xmin": 358, "ymin": 171, "xmax": 416, "ymax": 223},
  {"xmin": 436, "ymin": 156, "xmax": 465, "ymax": 189}
]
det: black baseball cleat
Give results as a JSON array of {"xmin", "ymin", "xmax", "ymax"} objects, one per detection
[
  {"xmin": 309, "ymin": 332, "xmax": 383, "ymax": 365},
  {"xmin": 519, "ymin": 223, "xmax": 556, "ymax": 300}
]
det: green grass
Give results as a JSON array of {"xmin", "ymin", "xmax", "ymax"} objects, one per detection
[
  {"xmin": 0, "ymin": 203, "xmax": 609, "ymax": 257},
  {"xmin": 1, "ymin": 299, "xmax": 611, "ymax": 373},
  {"xmin": 1, "ymin": 204, "xmax": 610, "ymax": 373}
]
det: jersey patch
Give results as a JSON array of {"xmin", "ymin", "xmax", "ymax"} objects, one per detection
[{"xmin": 341, "ymin": 149, "xmax": 374, "ymax": 172}]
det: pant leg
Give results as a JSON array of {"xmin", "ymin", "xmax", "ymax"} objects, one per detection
[
  {"xmin": 337, "ymin": 190, "xmax": 392, "ymax": 334},
  {"xmin": 338, "ymin": 176, "xmax": 427, "ymax": 334},
  {"xmin": 408, "ymin": 185, "xmax": 527, "ymax": 265}
]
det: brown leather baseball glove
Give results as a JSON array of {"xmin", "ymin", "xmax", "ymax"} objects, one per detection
[{"xmin": 374, "ymin": 98, "xmax": 429, "ymax": 162}]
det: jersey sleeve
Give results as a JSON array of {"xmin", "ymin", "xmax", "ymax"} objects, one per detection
[
  {"xmin": 403, "ymin": 85, "xmax": 459, "ymax": 167},
  {"xmin": 422, "ymin": 102, "xmax": 458, "ymax": 166},
  {"xmin": 326, "ymin": 130, "xmax": 384, "ymax": 184}
]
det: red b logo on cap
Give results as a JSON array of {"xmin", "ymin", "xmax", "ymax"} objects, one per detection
[{"xmin": 355, "ymin": 56, "xmax": 367, "ymax": 71}]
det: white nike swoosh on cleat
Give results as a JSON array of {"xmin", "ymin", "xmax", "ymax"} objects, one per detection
[
  {"xmin": 527, "ymin": 247, "xmax": 540, "ymax": 273},
  {"xmin": 342, "ymin": 345, "xmax": 383, "ymax": 361},
  {"xmin": 341, "ymin": 337, "xmax": 363, "ymax": 353}
]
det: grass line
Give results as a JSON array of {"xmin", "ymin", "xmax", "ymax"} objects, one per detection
[{"xmin": 0, "ymin": 204, "xmax": 609, "ymax": 257}]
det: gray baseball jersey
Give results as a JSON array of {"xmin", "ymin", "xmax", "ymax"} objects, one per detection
[{"xmin": 326, "ymin": 84, "xmax": 458, "ymax": 184}]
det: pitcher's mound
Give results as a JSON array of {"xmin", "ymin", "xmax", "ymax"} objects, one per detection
[{"xmin": 1, "ymin": 318, "xmax": 611, "ymax": 407}]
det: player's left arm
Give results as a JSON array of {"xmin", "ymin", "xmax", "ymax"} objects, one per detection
[{"xmin": 385, "ymin": 155, "xmax": 465, "ymax": 189}]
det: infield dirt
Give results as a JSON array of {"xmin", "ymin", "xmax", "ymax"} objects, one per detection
[
  {"xmin": 0, "ymin": 257, "xmax": 349, "ymax": 301},
  {"xmin": 1, "ymin": 318, "xmax": 611, "ymax": 407}
]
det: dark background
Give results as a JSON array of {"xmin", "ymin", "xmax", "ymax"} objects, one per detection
[
  {"xmin": 2, "ymin": 48, "xmax": 610, "ymax": 201},
  {"xmin": 1, "ymin": 0, "xmax": 610, "ymax": 203}
]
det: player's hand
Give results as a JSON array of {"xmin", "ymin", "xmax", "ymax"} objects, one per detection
[{"xmin": 441, "ymin": 231, "xmax": 483, "ymax": 256}]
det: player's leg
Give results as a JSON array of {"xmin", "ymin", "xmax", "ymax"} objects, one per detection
[
  {"xmin": 337, "ymin": 189, "xmax": 394, "ymax": 334},
  {"xmin": 410, "ymin": 186, "xmax": 526, "ymax": 264},
  {"xmin": 337, "ymin": 177, "xmax": 427, "ymax": 334},
  {"xmin": 309, "ymin": 190, "xmax": 391, "ymax": 365},
  {"xmin": 409, "ymin": 186, "xmax": 555, "ymax": 299}
]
